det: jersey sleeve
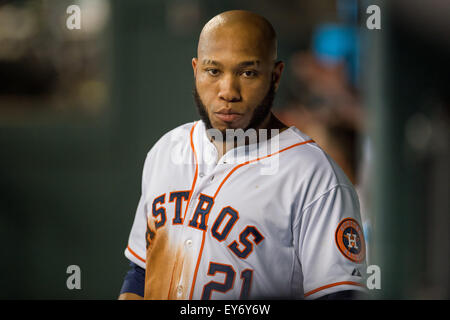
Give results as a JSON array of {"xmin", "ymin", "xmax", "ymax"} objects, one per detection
[
  {"xmin": 124, "ymin": 154, "xmax": 151, "ymax": 269},
  {"xmin": 295, "ymin": 185, "xmax": 368, "ymax": 299}
]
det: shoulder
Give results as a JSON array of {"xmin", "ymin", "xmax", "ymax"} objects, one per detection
[
  {"xmin": 279, "ymin": 127, "xmax": 356, "ymax": 208},
  {"xmin": 144, "ymin": 121, "xmax": 197, "ymax": 159},
  {"xmin": 151, "ymin": 121, "xmax": 197, "ymax": 151},
  {"xmin": 140, "ymin": 121, "xmax": 198, "ymax": 173},
  {"xmin": 283, "ymin": 127, "xmax": 352, "ymax": 186}
]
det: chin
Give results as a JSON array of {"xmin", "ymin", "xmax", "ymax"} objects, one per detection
[
  {"xmin": 211, "ymin": 115, "xmax": 250, "ymax": 131},
  {"xmin": 213, "ymin": 122, "xmax": 245, "ymax": 132},
  {"xmin": 210, "ymin": 123, "xmax": 232, "ymax": 134}
]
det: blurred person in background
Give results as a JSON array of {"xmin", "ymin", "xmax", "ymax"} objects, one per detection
[{"xmin": 275, "ymin": 24, "xmax": 372, "ymax": 262}]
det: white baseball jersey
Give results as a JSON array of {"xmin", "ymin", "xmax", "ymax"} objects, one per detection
[{"xmin": 124, "ymin": 120, "xmax": 367, "ymax": 300}]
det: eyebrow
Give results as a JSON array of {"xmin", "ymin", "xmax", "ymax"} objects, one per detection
[
  {"xmin": 237, "ymin": 60, "xmax": 260, "ymax": 68},
  {"xmin": 201, "ymin": 59, "xmax": 260, "ymax": 68},
  {"xmin": 202, "ymin": 59, "xmax": 222, "ymax": 67}
]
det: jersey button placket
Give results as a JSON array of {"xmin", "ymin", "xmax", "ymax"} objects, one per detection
[{"xmin": 176, "ymin": 285, "xmax": 183, "ymax": 297}]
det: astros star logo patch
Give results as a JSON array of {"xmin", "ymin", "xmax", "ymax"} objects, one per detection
[{"xmin": 335, "ymin": 218, "xmax": 365, "ymax": 263}]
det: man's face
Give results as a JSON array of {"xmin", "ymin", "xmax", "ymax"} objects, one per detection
[{"xmin": 192, "ymin": 25, "xmax": 283, "ymax": 132}]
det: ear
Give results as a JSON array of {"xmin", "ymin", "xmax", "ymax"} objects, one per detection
[
  {"xmin": 272, "ymin": 61, "xmax": 285, "ymax": 92},
  {"xmin": 192, "ymin": 58, "xmax": 198, "ymax": 78}
]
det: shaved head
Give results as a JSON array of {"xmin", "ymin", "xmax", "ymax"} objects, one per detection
[
  {"xmin": 192, "ymin": 10, "xmax": 284, "ymax": 133},
  {"xmin": 197, "ymin": 10, "xmax": 278, "ymax": 62}
]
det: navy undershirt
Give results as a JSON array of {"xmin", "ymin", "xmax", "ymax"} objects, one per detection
[
  {"xmin": 119, "ymin": 262, "xmax": 363, "ymax": 299},
  {"xmin": 120, "ymin": 262, "xmax": 145, "ymax": 297}
]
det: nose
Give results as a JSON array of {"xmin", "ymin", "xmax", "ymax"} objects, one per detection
[{"xmin": 218, "ymin": 74, "xmax": 241, "ymax": 102}]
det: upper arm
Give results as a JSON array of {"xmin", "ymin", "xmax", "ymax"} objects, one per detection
[
  {"xmin": 124, "ymin": 152, "xmax": 153, "ymax": 269},
  {"xmin": 316, "ymin": 290, "xmax": 368, "ymax": 300},
  {"xmin": 118, "ymin": 292, "xmax": 144, "ymax": 300},
  {"xmin": 119, "ymin": 262, "xmax": 146, "ymax": 299},
  {"xmin": 295, "ymin": 185, "xmax": 368, "ymax": 299}
]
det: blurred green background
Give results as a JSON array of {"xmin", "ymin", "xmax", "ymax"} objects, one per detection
[
  {"xmin": 0, "ymin": 0, "xmax": 448, "ymax": 299},
  {"xmin": 0, "ymin": 0, "xmax": 202, "ymax": 299}
]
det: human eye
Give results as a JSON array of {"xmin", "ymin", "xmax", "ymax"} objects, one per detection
[
  {"xmin": 206, "ymin": 68, "xmax": 220, "ymax": 77},
  {"xmin": 241, "ymin": 70, "xmax": 258, "ymax": 78}
]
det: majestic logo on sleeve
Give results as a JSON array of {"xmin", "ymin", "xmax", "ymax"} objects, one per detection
[{"xmin": 335, "ymin": 218, "xmax": 366, "ymax": 263}]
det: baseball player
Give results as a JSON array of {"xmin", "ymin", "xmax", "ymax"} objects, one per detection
[{"xmin": 119, "ymin": 10, "xmax": 367, "ymax": 300}]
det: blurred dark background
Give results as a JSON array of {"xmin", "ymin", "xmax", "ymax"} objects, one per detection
[{"xmin": 0, "ymin": 0, "xmax": 448, "ymax": 299}]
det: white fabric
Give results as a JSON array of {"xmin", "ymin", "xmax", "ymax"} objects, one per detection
[{"xmin": 125, "ymin": 120, "xmax": 367, "ymax": 299}]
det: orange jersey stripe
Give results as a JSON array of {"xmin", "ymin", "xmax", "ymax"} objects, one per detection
[
  {"xmin": 127, "ymin": 245, "xmax": 145, "ymax": 263},
  {"xmin": 304, "ymin": 281, "xmax": 365, "ymax": 298},
  {"xmin": 189, "ymin": 139, "xmax": 314, "ymax": 299},
  {"xmin": 214, "ymin": 139, "xmax": 314, "ymax": 198},
  {"xmin": 183, "ymin": 122, "xmax": 199, "ymax": 222},
  {"xmin": 166, "ymin": 121, "xmax": 199, "ymax": 299}
]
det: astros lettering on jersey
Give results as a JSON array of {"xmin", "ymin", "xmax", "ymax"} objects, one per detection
[{"xmin": 124, "ymin": 120, "xmax": 367, "ymax": 299}]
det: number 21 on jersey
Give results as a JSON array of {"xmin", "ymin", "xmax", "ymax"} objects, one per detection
[{"xmin": 201, "ymin": 262, "xmax": 253, "ymax": 300}]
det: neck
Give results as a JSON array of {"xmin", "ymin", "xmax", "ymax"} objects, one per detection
[{"xmin": 211, "ymin": 113, "xmax": 289, "ymax": 160}]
